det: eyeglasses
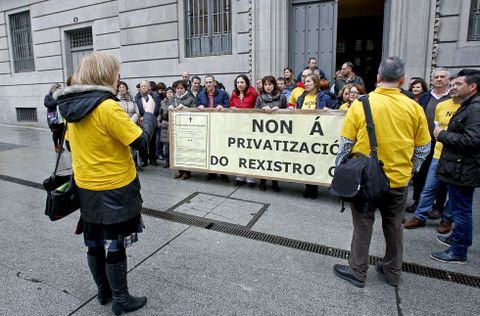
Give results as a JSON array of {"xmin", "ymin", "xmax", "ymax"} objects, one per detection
[{"xmin": 349, "ymin": 91, "xmax": 359, "ymax": 95}]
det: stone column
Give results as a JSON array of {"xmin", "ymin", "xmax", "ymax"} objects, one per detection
[
  {"xmin": 386, "ymin": 0, "xmax": 434, "ymax": 83},
  {"xmin": 252, "ymin": 0, "xmax": 288, "ymax": 80}
]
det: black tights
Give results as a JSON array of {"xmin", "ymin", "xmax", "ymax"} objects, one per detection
[
  {"xmin": 52, "ymin": 129, "xmax": 62, "ymax": 147},
  {"xmin": 88, "ymin": 246, "xmax": 126, "ymax": 264}
]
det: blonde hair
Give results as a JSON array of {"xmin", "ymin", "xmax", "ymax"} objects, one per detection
[{"xmin": 72, "ymin": 52, "xmax": 119, "ymax": 89}]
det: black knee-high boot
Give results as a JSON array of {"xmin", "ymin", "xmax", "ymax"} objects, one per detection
[
  {"xmin": 105, "ymin": 258, "xmax": 147, "ymax": 315},
  {"xmin": 87, "ymin": 249, "xmax": 112, "ymax": 305}
]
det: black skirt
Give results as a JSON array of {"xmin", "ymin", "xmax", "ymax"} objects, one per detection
[{"xmin": 83, "ymin": 214, "xmax": 144, "ymax": 252}]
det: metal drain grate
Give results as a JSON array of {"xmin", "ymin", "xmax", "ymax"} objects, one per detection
[
  {"xmin": 140, "ymin": 207, "xmax": 480, "ymax": 289},
  {"xmin": 0, "ymin": 174, "xmax": 44, "ymax": 190},
  {"xmin": 1, "ymin": 173, "xmax": 479, "ymax": 289}
]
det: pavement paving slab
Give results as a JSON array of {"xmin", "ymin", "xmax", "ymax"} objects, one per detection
[
  {"xmin": 74, "ymin": 227, "xmax": 399, "ymax": 316},
  {"xmin": 0, "ymin": 124, "xmax": 478, "ymax": 316}
]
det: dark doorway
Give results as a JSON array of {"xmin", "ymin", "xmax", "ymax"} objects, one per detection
[{"xmin": 336, "ymin": 0, "xmax": 384, "ymax": 92}]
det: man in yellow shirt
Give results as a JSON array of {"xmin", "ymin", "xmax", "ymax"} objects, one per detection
[
  {"xmin": 333, "ymin": 57, "xmax": 431, "ymax": 288},
  {"xmin": 404, "ymin": 75, "xmax": 463, "ymax": 233}
]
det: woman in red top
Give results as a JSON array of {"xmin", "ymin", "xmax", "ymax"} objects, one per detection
[
  {"xmin": 230, "ymin": 74, "xmax": 258, "ymax": 186},
  {"xmin": 230, "ymin": 74, "xmax": 258, "ymax": 108}
]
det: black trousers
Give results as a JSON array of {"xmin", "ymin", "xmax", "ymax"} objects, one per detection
[{"xmin": 148, "ymin": 126, "xmax": 158, "ymax": 163}]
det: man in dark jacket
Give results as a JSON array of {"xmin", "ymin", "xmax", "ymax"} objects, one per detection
[
  {"xmin": 296, "ymin": 57, "xmax": 327, "ymax": 83},
  {"xmin": 334, "ymin": 61, "xmax": 365, "ymax": 95},
  {"xmin": 197, "ymin": 75, "xmax": 229, "ymax": 110},
  {"xmin": 431, "ymin": 69, "xmax": 480, "ymax": 263},
  {"xmin": 197, "ymin": 75, "xmax": 229, "ymax": 181},
  {"xmin": 135, "ymin": 80, "xmax": 161, "ymax": 166}
]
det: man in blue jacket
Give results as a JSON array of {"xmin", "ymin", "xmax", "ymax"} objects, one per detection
[
  {"xmin": 197, "ymin": 75, "xmax": 229, "ymax": 110},
  {"xmin": 197, "ymin": 75, "xmax": 229, "ymax": 181}
]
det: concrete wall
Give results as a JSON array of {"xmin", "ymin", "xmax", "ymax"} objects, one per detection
[
  {"xmin": 435, "ymin": 0, "xmax": 480, "ymax": 76},
  {"xmin": 0, "ymin": 0, "xmax": 253, "ymax": 127},
  {"xmin": 1, "ymin": 0, "xmax": 479, "ymax": 127}
]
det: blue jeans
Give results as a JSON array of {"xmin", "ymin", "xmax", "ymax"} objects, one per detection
[
  {"xmin": 414, "ymin": 159, "xmax": 450, "ymax": 222},
  {"xmin": 446, "ymin": 184, "xmax": 474, "ymax": 257}
]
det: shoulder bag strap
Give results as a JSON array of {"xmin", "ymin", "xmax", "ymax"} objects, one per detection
[
  {"xmin": 53, "ymin": 124, "xmax": 67, "ymax": 175},
  {"xmin": 359, "ymin": 95, "xmax": 378, "ymax": 153}
]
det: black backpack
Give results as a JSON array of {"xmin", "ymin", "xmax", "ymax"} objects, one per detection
[{"xmin": 329, "ymin": 95, "xmax": 390, "ymax": 212}]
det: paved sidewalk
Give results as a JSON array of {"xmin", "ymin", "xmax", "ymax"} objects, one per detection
[{"xmin": 0, "ymin": 124, "xmax": 478, "ymax": 316}]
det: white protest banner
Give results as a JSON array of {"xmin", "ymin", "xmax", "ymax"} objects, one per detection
[{"xmin": 170, "ymin": 109, "xmax": 345, "ymax": 186}]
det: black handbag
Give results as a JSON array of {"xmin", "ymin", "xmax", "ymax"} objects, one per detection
[
  {"xmin": 43, "ymin": 125, "xmax": 80, "ymax": 221},
  {"xmin": 329, "ymin": 95, "xmax": 390, "ymax": 211}
]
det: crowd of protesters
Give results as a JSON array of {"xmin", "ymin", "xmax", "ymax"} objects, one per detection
[
  {"xmin": 114, "ymin": 61, "xmax": 480, "ymax": 267},
  {"xmin": 44, "ymin": 53, "xmax": 479, "ymax": 303},
  {"xmin": 44, "ymin": 57, "xmax": 476, "ymax": 204},
  {"xmin": 105, "ymin": 58, "xmax": 369, "ymax": 199}
]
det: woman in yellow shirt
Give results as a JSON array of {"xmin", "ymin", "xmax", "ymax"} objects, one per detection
[
  {"xmin": 339, "ymin": 83, "xmax": 366, "ymax": 111},
  {"xmin": 56, "ymin": 52, "xmax": 155, "ymax": 315},
  {"xmin": 295, "ymin": 74, "xmax": 333, "ymax": 198}
]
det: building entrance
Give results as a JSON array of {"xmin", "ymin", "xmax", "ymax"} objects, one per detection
[{"xmin": 336, "ymin": 0, "xmax": 385, "ymax": 92}]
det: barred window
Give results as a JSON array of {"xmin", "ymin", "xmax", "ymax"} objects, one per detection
[
  {"xmin": 69, "ymin": 28, "xmax": 93, "ymax": 49},
  {"xmin": 66, "ymin": 28, "xmax": 93, "ymax": 76},
  {"xmin": 468, "ymin": 0, "xmax": 480, "ymax": 41},
  {"xmin": 9, "ymin": 11, "xmax": 35, "ymax": 72},
  {"xmin": 185, "ymin": 0, "xmax": 232, "ymax": 57}
]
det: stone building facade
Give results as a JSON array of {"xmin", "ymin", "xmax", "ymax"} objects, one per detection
[{"xmin": 0, "ymin": 0, "xmax": 479, "ymax": 127}]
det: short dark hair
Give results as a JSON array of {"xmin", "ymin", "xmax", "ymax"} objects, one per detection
[
  {"xmin": 118, "ymin": 80, "xmax": 128, "ymax": 90},
  {"xmin": 378, "ymin": 56, "xmax": 405, "ymax": 83},
  {"xmin": 409, "ymin": 78, "xmax": 428, "ymax": 93},
  {"xmin": 276, "ymin": 77, "xmax": 285, "ymax": 82},
  {"xmin": 136, "ymin": 83, "xmax": 140, "ymax": 89},
  {"xmin": 156, "ymin": 82, "xmax": 166, "ymax": 90},
  {"xmin": 458, "ymin": 69, "xmax": 480, "ymax": 91},
  {"xmin": 173, "ymin": 80, "xmax": 188, "ymax": 90},
  {"xmin": 308, "ymin": 57, "xmax": 317, "ymax": 63},
  {"xmin": 149, "ymin": 81, "xmax": 156, "ymax": 90},
  {"xmin": 261, "ymin": 75, "xmax": 280, "ymax": 95},
  {"xmin": 191, "ymin": 76, "xmax": 201, "ymax": 82}
]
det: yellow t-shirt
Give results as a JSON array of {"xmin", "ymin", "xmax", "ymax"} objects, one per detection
[
  {"xmin": 339, "ymin": 102, "xmax": 350, "ymax": 111},
  {"xmin": 289, "ymin": 86, "xmax": 304, "ymax": 106},
  {"xmin": 341, "ymin": 87, "xmax": 431, "ymax": 188},
  {"xmin": 433, "ymin": 99, "xmax": 461, "ymax": 159},
  {"xmin": 67, "ymin": 99, "xmax": 142, "ymax": 190},
  {"xmin": 301, "ymin": 94, "xmax": 317, "ymax": 109}
]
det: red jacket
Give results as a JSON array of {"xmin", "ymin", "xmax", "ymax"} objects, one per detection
[{"xmin": 229, "ymin": 86, "xmax": 258, "ymax": 108}]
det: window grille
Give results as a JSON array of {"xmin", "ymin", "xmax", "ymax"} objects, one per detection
[
  {"xmin": 16, "ymin": 108, "xmax": 37, "ymax": 122},
  {"xmin": 69, "ymin": 28, "xmax": 93, "ymax": 49},
  {"xmin": 9, "ymin": 11, "xmax": 35, "ymax": 72},
  {"xmin": 185, "ymin": 0, "xmax": 232, "ymax": 57},
  {"xmin": 66, "ymin": 28, "xmax": 93, "ymax": 75},
  {"xmin": 468, "ymin": 0, "xmax": 480, "ymax": 41}
]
